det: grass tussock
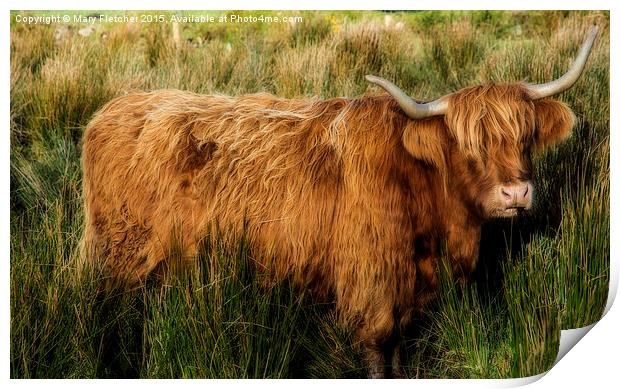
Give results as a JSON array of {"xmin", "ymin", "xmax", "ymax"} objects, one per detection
[{"xmin": 10, "ymin": 10, "xmax": 609, "ymax": 378}]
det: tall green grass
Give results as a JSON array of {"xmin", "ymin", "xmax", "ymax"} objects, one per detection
[{"xmin": 10, "ymin": 10, "xmax": 609, "ymax": 378}]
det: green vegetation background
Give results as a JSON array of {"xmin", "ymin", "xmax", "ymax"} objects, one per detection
[{"xmin": 10, "ymin": 10, "xmax": 609, "ymax": 378}]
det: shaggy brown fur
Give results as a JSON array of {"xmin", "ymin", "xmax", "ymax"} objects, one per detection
[{"xmin": 81, "ymin": 83, "xmax": 574, "ymax": 378}]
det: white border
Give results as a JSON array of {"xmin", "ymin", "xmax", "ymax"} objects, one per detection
[
  {"xmin": 3, "ymin": 1, "xmax": 617, "ymax": 387},
  {"xmin": 1, "ymin": 0, "xmax": 617, "ymax": 11}
]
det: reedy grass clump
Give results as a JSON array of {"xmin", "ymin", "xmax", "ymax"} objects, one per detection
[{"xmin": 10, "ymin": 10, "xmax": 609, "ymax": 378}]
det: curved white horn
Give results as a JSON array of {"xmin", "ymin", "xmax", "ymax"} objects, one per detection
[
  {"xmin": 365, "ymin": 75, "xmax": 448, "ymax": 119},
  {"xmin": 527, "ymin": 26, "xmax": 599, "ymax": 99}
]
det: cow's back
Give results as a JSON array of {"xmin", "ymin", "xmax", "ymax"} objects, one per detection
[{"xmin": 81, "ymin": 90, "xmax": 348, "ymax": 288}]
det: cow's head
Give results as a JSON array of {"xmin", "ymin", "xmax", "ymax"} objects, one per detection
[{"xmin": 367, "ymin": 27, "xmax": 597, "ymax": 219}]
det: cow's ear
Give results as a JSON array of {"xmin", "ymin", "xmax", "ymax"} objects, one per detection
[
  {"xmin": 533, "ymin": 99, "xmax": 575, "ymax": 149},
  {"xmin": 402, "ymin": 120, "xmax": 448, "ymax": 172}
]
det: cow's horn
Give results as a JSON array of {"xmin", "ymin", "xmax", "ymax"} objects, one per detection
[
  {"xmin": 527, "ymin": 26, "xmax": 599, "ymax": 99},
  {"xmin": 365, "ymin": 75, "xmax": 448, "ymax": 119}
]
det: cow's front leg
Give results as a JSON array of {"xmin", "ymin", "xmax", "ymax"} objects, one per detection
[
  {"xmin": 390, "ymin": 341, "xmax": 405, "ymax": 378},
  {"xmin": 364, "ymin": 341, "xmax": 405, "ymax": 379},
  {"xmin": 364, "ymin": 341, "xmax": 385, "ymax": 379},
  {"xmin": 445, "ymin": 222, "xmax": 482, "ymax": 281},
  {"xmin": 356, "ymin": 311, "xmax": 394, "ymax": 378}
]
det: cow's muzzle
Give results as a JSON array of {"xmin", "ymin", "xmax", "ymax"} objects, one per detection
[{"xmin": 499, "ymin": 181, "xmax": 533, "ymax": 210}]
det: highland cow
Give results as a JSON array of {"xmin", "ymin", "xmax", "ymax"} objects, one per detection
[{"xmin": 81, "ymin": 28, "xmax": 598, "ymax": 378}]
